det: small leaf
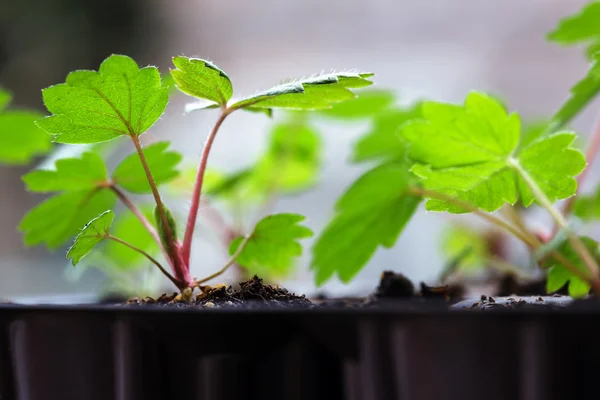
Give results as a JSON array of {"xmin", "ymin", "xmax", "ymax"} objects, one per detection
[
  {"xmin": 104, "ymin": 208, "xmax": 157, "ymax": 267},
  {"xmin": 352, "ymin": 104, "xmax": 421, "ymax": 162},
  {"xmin": 154, "ymin": 203, "xmax": 178, "ymax": 250},
  {"xmin": 319, "ymin": 90, "xmax": 396, "ymax": 119},
  {"xmin": 112, "ymin": 141, "xmax": 182, "ymax": 193},
  {"xmin": 403, "ymin": 92, "xmax": 585, "ymax": 213},
  {"xmin": 550, "ymin": 55, "xmax": 600, "ymax": 130},
  {"xmin": 67, "ymin": 210, "xmax": 114, "ymax": 266},
  {"xmin": 542, "ymin": 237, "xmax": 598, "ymax": 298},
  {"xmin": 249, "ymin": 120, "xmax": 321, "ymax": 194},
  {"xmin": 230, "ymin": 72, "xmax": 373, "ymax": 112},
  {"xmin": 229, "ymin": 213, "xmax": 313, "ymax": 278},
  {"xmin": 573, "ymin": 186, "xmax": 600, "ymax": 221},
  {"xmin": 547, "ymin": 2, "xmax": 600, "ymax": 58},
  {"xmin": 441, "ymin": 225, "xmax": 489, "ymax": 271},
  {"xmin": 171, "ymin": 57, "xmax": 233, "ymax": 105},
  {"xmin": 0, "ymin": 87, "xmax": 52, "ymax": 164},
  {"xmin": 204, "ymin": 168, "xmax": 253, "ymax": 197},
  {"xmin": 23, "ymin": 152, "xmax": 108, "ymax": 192},
  {"xmin": 19, "ymin": 189, "xmax": 116, "ymax": 249},
  {"xmin": 311, "ymin": 162, "xmax": 421, "ymax": 285},
  {"xmin": 0, "ymin": 88, "xmax": 11, "ymax": 110},
  {"xmin": 36, "ymin": 54, "xmax": 168, "ymax": 143}
]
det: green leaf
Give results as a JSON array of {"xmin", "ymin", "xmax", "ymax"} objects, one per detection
[
  {"xmin": 403, "ymin": 92, "xmax": 586, "ymax": 213},
  {"xmin": 171, "ymin": 56, "xmax": 233, "ymax": 106},
  {"xmin": 318, "ymin": 90, "xmax": 395, "ymax": 119},
  {"xmin": 550, "ymin": 55, "xmax": 600, "ymax": 130},
  {"xmin": 230, "ymin": 72, "xmax": 373, "ymax": 112},
  {"xmin": 573, "ymin": 187, "xmax": 600, "ymax": 221},
  {"xmin": 23, "ymin": 152, "xmax": 108, "ymax": 192},
  {"xmin": 154, "ymin": 203, "xmax": 178, "ymax": 250},
  {"xmin": 19, "ymin": 189, "xmax": 116, "ymax": 249},
  {"xmin": 249, "ymin": 120, "xmax": 321, "ymax": 194},
  {"xmin": 66, "ymin": 210, "xmax": 114, "ymax": 266},
  {"xmin": 0, "ymin": 87, "xmax": 52, "ymax": 164},
  {"xmin": 352, "ymin": 104, "xmax": 421, "ymax": 162},
  {"xmin": 311, "ymin": 162, "xmax": 421, "ymax": 285},
  {"xmin": 203, "ymin": 168, "xmax": 253, "ymax": 197},
  {"xmin": 112, "ymin": 141, "xmax": 182, "ymax": 193},
  {"xmin": 441, "ymin": 225, "xmax": 489, "ymax": 271},
  {"xmin": 229, "ymin": 213, "xmax": 313, "ymax": 278},
  {"xmin": 547, "ymin": 2, "xmax": 600, "ymax": 57},
  {"xmin": 0, "ymin": 88, "xmax": 11, "ymax": 110},
  {"xmin": 542, "ymin": 237, "xmax": 598, "ymax": 298},
  {"xmin": 104, "ymin": 208, "xmax": 157, "ymax": 267},
  {"xmin": 36, "ymin": 54, "xmax": 168, "ymax": 144}
]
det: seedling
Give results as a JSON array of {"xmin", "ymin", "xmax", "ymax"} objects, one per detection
[{"xmin": 19, "ymin": 55, "xmax": 371, "ymax": 295}]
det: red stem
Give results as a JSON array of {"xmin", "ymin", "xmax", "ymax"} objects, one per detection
[
  {"xmin": 555, "ymin": 115, "xmax": 600, "ymax": 235},
  {"xmin": 130, "ymin": 135, "xmax": 192, "ymax": 287},
  {"xmin": 181, "ymin": 108, "xmax": 231, "ymax": 265}
]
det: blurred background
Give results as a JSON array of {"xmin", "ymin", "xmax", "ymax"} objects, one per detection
[{"xmin": 0, "ymin": 0, "xmax": 595, "ymax": 300}]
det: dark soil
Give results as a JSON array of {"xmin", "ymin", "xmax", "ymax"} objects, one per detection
[
  {"xmin": 123, "ymin": 271, "xmax": 580, "ymax": 311},
  {"xmin": 126, "ymin": 275, "xmax": 313, "ymax": 309}
]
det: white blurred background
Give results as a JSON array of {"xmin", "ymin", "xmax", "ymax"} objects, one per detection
[{"xmin": 0, "ymin": 0, "xmax": 596, "ymax": 299}]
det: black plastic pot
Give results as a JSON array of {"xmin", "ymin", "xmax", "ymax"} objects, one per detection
[{"xmin": 0, "ymin": 301, "xmax": 599, "ymax": 400}]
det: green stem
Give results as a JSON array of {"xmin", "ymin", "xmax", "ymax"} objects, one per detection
[
  {"xmin": 195, "ymin": 234, "xmax": 252, "ymax": 285},
  {"xmin": 105, "ymin": 235, "xmax": 181, "ymax": 289},
  {"xmin": 509, "ymin": 158, "xmax": 600, "ymax": 280}
]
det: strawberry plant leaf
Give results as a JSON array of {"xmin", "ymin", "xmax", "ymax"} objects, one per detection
[
  {"xmin": 36, "ymin": 54, "xmax": 168, "ymax": 144},
  {"xmin": 230, "ymin": 72, "xmax": 373, "ymax": 112},
  {"xmin": 23, "ymin": 152, "xmax": 108, "ymax": 192},
  {"xmin": 353, "ymin": 104, "xmax": 421, "ymax": 163},
  {"xmin": 573, "ymin": 186, "xmax": 600, "ymax": 221},
  {"xmin": 229, "ymin": 213, "xmax": 313, "ymax": 278},
  {"xmin": 112, "ymin": 141, "xmax": 182, "ymax": 193},
  {"xmin": 550, "ymin": 54, "xmax": 600, "ymax": 130},
  {"xmin": 104, "ymin": 208, "xmax": 157, "ymax": 267},
  {"xmin": 171, "ymin": 57, "xmax": 233, "ymax": 106},
  {"xmin": 66, "ymin": 210, "xmax": 114, "ymax": 266},
  {"xmin": 311, "ymin": 162, "xmax": 421, "ymax": 285},
  {"xmin": 542, "ymin": 237, "xmax": 598, "ymax": 298},
  {"xmin": 0, "ymin": 87, "xmax": 52, "ymax": 164},
  {"xmin": 403, "ymin": 92, "xmax": 585, "ymax": 213},
  {"xmin": 441, "ymin": 225, "xmax": 489, "ymax": 271},
  {"xmin": 547, "ymin": 1, "xmax": 600, "ymax": 59},
  {"xmin": 318, "ymin": 90, "xmax": 395, "ymax": 119},
  {"xmin": 248, "ymin": 120, "xmax": 321, "ymax": 194},
  {"xmin": 20, "ymin": 189, "xmax": 116, "ymax": 249}
]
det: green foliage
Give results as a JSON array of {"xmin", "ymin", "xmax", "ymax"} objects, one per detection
[
  {"xmin": 171, "ymin": 57, "xmax": 233, "ymax": 106},
  {"xmin": 113, "ymin": 142, "xmax": 182, "ymax": 193},
  {"xmin": 230, "ymin": 72, "xmax": 373, "ymax": 112},
  {"xmin": 404, "ymin": 92, "xmax": 585, "ymax": 212},
  {"xmin": 20, "ymin": 150, "xmax": 117, "ymax": 249},
  {"xmin": 229, "ymin": 213, "xmax": 313, "ymax": 278},
  {"xmin": 441, "ymin": 225, "xmax": 489, "ymax": 271},
  {"xmin": 154, "ymin": 203, "xmax": 178, "ymax": 250},
  {"xmin": 23, "ymin": 152, "xmax": 107, "ymax": 192},
  {"xmin": 573, "ymin": 187, "xmax": 600, "ymax": 221},
  {"xmin": 543, "ymin": 237, "xmax": 599, "ymax": 298},
  {"xmin": 318, "ymin": 90, "xmax": 395, "ymax": 119},
  {"xmin": 36, "ymin": 54, "xmax": 168, "ymax": 144},
  {"xmin": 551, "ymin": 54, "xmax": 600, "ymax": 130},
  {"xmin": 353, "ymin": 104, "xmax": 422, "ymax": 162},
  {"xmin": 547, "ymin": 1, "xmax": 600, "ymax": 59},
  {"xmin": 0, "ymin": 87, "xmax": 52, "ymax": 164},
  {"xmin": 66, "ymin": 210, "xmax": 114, "ymax": 266},
  {"xmin": 193, "ymin": 116, "xmax": 322, "ymax": 203},
  {"xmin": 311, "ymin": 162, "xmax": 421, "ymax": 285}
]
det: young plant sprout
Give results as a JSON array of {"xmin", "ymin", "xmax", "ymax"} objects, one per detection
[
  {"xmin": 4, "ymin": 1, "xmax": 599, "ymax": 301},
  {"xmin": 21, "ymin": 55, "xmax": 372, "ymax": 296}
]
